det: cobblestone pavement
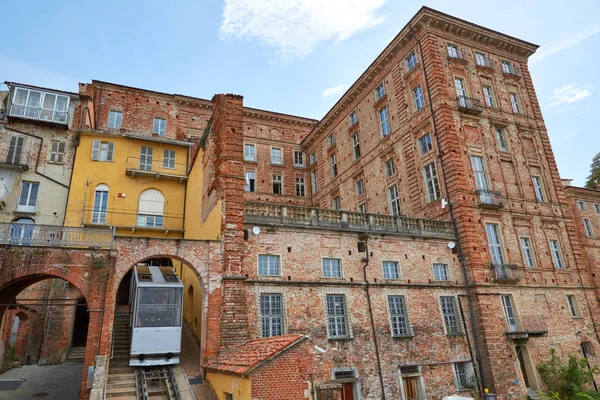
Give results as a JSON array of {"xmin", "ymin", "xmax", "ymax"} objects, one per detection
[{"xmin": 0, "ymin": 363, "xmax": 83, "ymax": 400}]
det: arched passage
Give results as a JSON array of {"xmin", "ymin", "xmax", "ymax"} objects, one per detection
[{"xmin": 71, "ymin": 297, "xmax": 89, "ymax": 348}]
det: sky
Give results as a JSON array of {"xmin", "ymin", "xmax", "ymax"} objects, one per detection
[{"xmin": 1, "ymin": 0, "xmax": 598, "ymax": 185}]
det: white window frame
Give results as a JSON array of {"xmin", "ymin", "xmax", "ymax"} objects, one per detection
[
  {"xmin": 519, "ymin": 237, "xmax": 535, "ymax": 267},
  {"xmin": 385, "ymin": 158, "xmax": 395, "ymax": 177},
  {"xmin": 433, "ymin": 263, "xmax": 450, "ymax": 281},
  {"xmin": 483, "ymin": 85, "xmax": 495, "ymax": 107},
  {"xmin": 567, "ymin": 294, "xmax": 581, "ymax": 318},
  {"xmin": 349, "ymin": 111, "xmax": 358, "ymax": 127},
  {"xmin": 475, "ymin": 51, "xmax": 488, "ymax": 67},
  {"xmin": 423, "ymin": 162, "xmax": 441, "ymax": 202},
  {"xmin": 382, "ymin": 260, "xmax": 400, "ymax": 280},
  {"xmin": 11, "ymin": 87, "xmax": 70, "ymax": 123},
  {"xmin": 413, "ymin": 86, "xmax": 425, "ymax": 110},
  {"xmin": 272, "ymin": 174, "xmax": 283, "ymax": 195},
  {"xmin": 295, "ymin": 177, "xmax": 305, "ymax": 197},
  {"xmin": 406, "ymin": 51, "xmax": 418, "ymax": 71},
  {"xmin": 244, "ymin": 144, "xmax": 256, "ymax": 162},
  {"xmin": 293, "ymin": 151, "xmax": 305, "ymax": 168},
  {"xmin": 153, "ymin": 117, "xmax": 166, "ymax": 136},
  {"xmin": 352, "ymin": 132, "xmax": 361, "ymax": 160},
  {"xmin": 49, "ymin": 140, "xmax": 66, "ymax": 164},
  {"xmin": 388, "ymin": 184, "xmax": 401, "ymax": 216},
  {"xmin": 355, "ymin": 179, "xmax": 365, "ymax": 197},
  {"xmin": 311, "ymin": 170, "xmax": 319, "ymax": 193},
  {"xmin": 485, "ymin": 222, "xmax": 506, "ymax": 265},
  {"xmin": 327, "ymin": 133, "xmax": 336, "ymax": 147},
  {"xmin": 108, "ymin": 110, "xmax": 123, "ymax": 129},
  {"xmin": 358, "ymin": 202, "xmax": 367, "ymax": 214},
  {"xmin": 245, "ymin": 171, "xmax": 256, "ymax": 192},
  {"xmin": 447, "ymin": 43, "xmax": 460, "ymax": 59},
  {"xmin": 584, "ymin": 218, "xmax": 594, "ymax": 238},
  {"xmin": 380, "ymin": 106, "xmax": 391, "ymax": 137},
  {"xmin": 140, "ymin": 146, "xmax": 154, "ymax": 172},
  {"xmin": 502, "ymin": 294, "xmax": 519, "ymax": 332},
  {"xmin": 496, "ymin": 127, "xmax": 509, "ymax": 151},
  {"xmin": 271, "ymin": 148, "xmax": 283, "ymax": 165},
  {"xmin": 509, "ymin": 92, "xmax": 521, "ymax": 114},
  {"xmin": 549, "ymin": 239, "xmax": 565, "ymax": 269},
  {"xmin": 91, "ymin": 184, "xmax": 109, "ymax": 224},
  {"xmin": 92, "ymin": 140, "xmax": 114, "ymax": 162},
  {"xmin": 330, "ymin": 153, "xmax": 338, "ymax": 178},
  {"xmin": 309, "ymin": 152, "xmax": 316, "ymax": 165},
  {"xmin": 17, "ymin": 181, "xmax": 39, "ymax": 213},
  {"xmin": 162, "ymin": 150, "xmax": 176, "ymax": 169},
  {"xmin": 419, "ymin": 133, "xmax": 432, "ymax": 155},
  {"xmin": 258, "ymin": 254, "xmax": 281, "ymax": 276},
  {"xmin": 322, "ymin": 258, "xmax": 343, "ymax": 278},
  {"xmin": 375, "ymin": 83, "xmax": 385, "ymax": 101},
  {"xmin": 532, "ymin": 175, "xmax": 545, "ymax": 202},
  {"xmin": 453, "ymin": 362, "xmax": 475, "ymax": 390}
]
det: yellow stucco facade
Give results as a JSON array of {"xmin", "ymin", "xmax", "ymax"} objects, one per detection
[{"xmin": 206, "ymin": 372, "xmax": 251, "ymax": 400}]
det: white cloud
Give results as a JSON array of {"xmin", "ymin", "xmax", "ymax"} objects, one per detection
[
  {"xmin": 530, "ymin": 25, "xmax": 600, "ymax": 64},
  {"xmin": 322, "ymin": 84, "xmax": 349, "ymax": 98},
  {"xmin": 220, "ymin": 0, "xmax": 388, "ymax": 60},
  {"xmin": 578, "ymin": 106, "xmax": 591, "ymax": 115},
  {"xmin": 546, "ymin": 85, "xmax": 593, "ymax": 108}
]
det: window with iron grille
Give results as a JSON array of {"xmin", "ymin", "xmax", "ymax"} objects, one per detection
[
  {"xmin": 419, "ymin": 133, "xmax": 433, "ymax": 155},
  {"xmin": 322, "ymin": 258, "xmax": 342, "ymax": 278},
  {"xmin": 440, "ymin": 296, "xmax": 461, "ymax": 335},
  {"xmin": 388, "ymin": 184, "xmax": 400, "ymax": 216},
  {"xmin": 406, "ymin": 51, "xmax": 418, "ymax": 71},
  {"xmin": 244, "ymin": 144, "xmax": 256, "ymax": 161},
  {"xmin": 433, "ymin": 263, "xmax": 449, "ymax": 281},
  {"xmin": 385, "ymin": 158, "xmax": 395, "ymax": 177},
  {"xmin": 423, "ymin": 162, "xmax": 441, "ymax": 202},
  {"xmin": 352, "ymin": 132, "xmax": 361, "ymax": 160},
  {"xmin": 272, "ymin": 174, "xmax": 283, "ymax": 195},
  {"xmin": 326, "ymin": 294, "xmax": 348, "ymax": 338},
  {"xmin": 454, "ymin": 362, "xmax": 475, "ymax": 389},
  {"xmin": 582, "ymin": 341, "xmax": 595, "ymax": 357},
  {"xmin": 260, "ymin": 293, "xmax": 283, "ymax": 337},
  {"xmin": 375, "ymin": 83, "xmax": 385, "ymax": 101},
  {"xmin": 333, "ymin": 369, "xmax": 355, "ymax": 380},
  {"xmin": 258, "ymin": 254, "xmax": 280, "ymax": 276},
  {"xmin": 382, "ymin": 261, "xmax": 400, "ymax": 279},
  {"xmin": 400, "ymin": 365, "xmax": 420, "ymax": 375},
  {"xmin": 296, "ymin": 177, "xmax": 305, "ymax": 197},
  {"xmin": 389, "ymin": 295, "xmax": 410, "ymax": 337}
]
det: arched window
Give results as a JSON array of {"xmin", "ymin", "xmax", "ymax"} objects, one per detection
[
  {"xmin": 11, "ymin": 218, "xmax": 34, "ymax": 245},
  {"xmin": 92, "ymin": 184, "xmax": 109, "ymax": 224},
  {"xmin": 137, "ymin": 189, "xmax": 164, "ymax": 228}
]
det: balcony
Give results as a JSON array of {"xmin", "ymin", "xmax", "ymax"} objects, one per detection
[
  {"xmin": 125, "ymin": 157, "xmax": 189, "ymax": 182},
  {"xmin": 0, "ymin": 149, "xmax": 30, "ymax": 171},
  {"xmin": 457, "ymin": 96, "xmax": 483, "ymax": 114},
  {"xmin": 502, "ymin": 64, "xmax": 521, "ymax": 78},
  {"xmin": 244, "ymin": 203, "xmax": 456, "ymax": 240},
  {"xmin": 506, "ymin": 315, "xmax": 548, "ymax": 340},
  {"xmin": 9, "ymin": 104, "xmax": 68, "ymax": 125},
  {"xmin": 82, "ymin": 208, "xmax": 184, "ymax": 234},
  {"xmin": 476, "ymin": 189, "xmax": 505, "ymax": 208},
  {"xmin": 447, "ymin": 49, "xmax": 466, "ymax": 62},
  {"xmin": 491, "ymin": 263, "xmax": 521, "ymax": 283},
  {"xmin": 0, "ymin": 223, "xmax": 113, "ymax": 249}
]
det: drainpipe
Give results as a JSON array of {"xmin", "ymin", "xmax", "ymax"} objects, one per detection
[
  {"xmin": 361, "ymin": 238, "xmax": 387, "ymax": 400},
  {"xmin": 409, "ymin": 29, "xmax": 487, "ymax": 393}
]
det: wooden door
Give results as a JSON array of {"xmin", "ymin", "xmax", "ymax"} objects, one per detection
[
  {"xmin": 403, "ymin": 376, "xmax": 419, "ymax": 400},
  {"xmin": 341, "ymin": 383, "xmax": 354, "ymax": 400}
]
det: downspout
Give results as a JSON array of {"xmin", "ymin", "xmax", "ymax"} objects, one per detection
[
  {"xmin": 362, "ymin": 238, "xmax": 387, "ymax": 400},
  {"xmin": 409, "ymin": 30, "xmax": 487, "ymax": 393}
]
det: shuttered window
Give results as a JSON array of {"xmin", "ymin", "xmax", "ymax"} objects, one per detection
[
  {"xmin": 91, "ymin": 140, "xmax": 114, "ymax": 162},
  {"xmin": 49, "ymin": 140, "xmax": 66, "ymax": 164}
]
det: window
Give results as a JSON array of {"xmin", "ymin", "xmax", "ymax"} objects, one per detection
[
  {"xmin": 244, "ymin": 144, "xmax": 256, "ymax": 161},
  {"xmin": 91, "ymin": 184, "xmax": 109, "ymax": 224},
  {"xmin": 582, "ymin": 341, "xmax": 595, "ymax": 357},
  {"xmin": 91, "ymin": 140, "xmax": 114, "ymax": 162},
  {"xmin": 577, "ymin": 201, "xmax": 586, "ymax": 211},
  {"xmin": 520, "ymin": 237, "xmax": 535, "ymax": 267},
  {"xmin": 260, "ymin": 293, "xmax": 283, "ymax": 337},
  {"xmin": 388, "ymin": 184, "xmax": 401, "ymax": 216},
  {"xmin": 595, "ymin": 204, "xmax": 600, "ymax": 213},
  {"xmin": 163, "ymin": 150, "xmax": 175, "ymax": 169},
  {"xmin": 485, "ymin": 223, "xmax": 505, "ymax": 265},
  {"xmin": 140, "ymin": 146, "xmax": 154, "ymax": 171},
  {"xmin": 455, "ymin": 77, "xmax": 467, "ymax": 107},
  {"xmin": 327, "ymin": 133, "xmax": 336, "ymax": 147},
  {"xmin": 454, "ymin": 362, "xmax": 475, "ymax": 390},
  {"xmin": 49, "ymin": 140, "xmax": 66, "ymax": 164},
  {"xmin": 375, "ymin": 83, "xmax": 386, "ymax": 101},
  {"xmin": 10, "ymin": 218, "xmax": 34, "ymax": 246},
  {"xmin": 17, "ymin": 181, "xmax": 39, "ymax": 213},
  {"xmin": 332, "ymin": 196, "xmax": 341, "ymax": 211},
  {"xmin": 382, "ymin": 261, "xmax": 400, "ymax": 279},
  {"xmin": 509, "ymin": 92, "xmax": 521, "ymax": 114},
  {"xmin": 11, "ymin": 87, "xmax": 69, "ymax": 123},
  {"xmin": 352, "ymin": 132, "xmax": 361, "ymax": 160},
  {"xmin": 311, "ymin": 170, "xmax": 319, "ymax": 193},
  {"xmin": 309, "ymin": 152, "xmax": 316, "ymax": 165},
  {"xmin": 326, "ymin": 295, "xmax": 348, "ymax": 338},
  {"xmin": 322, "ymin": 258, "xmax": 342, "ymax": 278},
  {"xmin": 413, "ymin": 86, "xmax": 425, "ymax": 110},
  {"xmin": 355, "ymin": 179, "xmax": 365, "ymax": 196},
  {"xmin": 532, "ymin": 176, "xmax": 545, "ymax": 202},
  {"xmin": 400, "ymin": 365, "xmax": 426, "ymax": 400},
  {"xmin": 294, "ymin": 151, "xmax": 305, "ymax": 168},
  {"xmin": 330, "ymin": 153, "xmax": 338, "ymax": 178},
  {"xmin": 496, "ymin": 128, "xmax": 509, "ymax": 151},
  {"xmin": 349, "ymin": 111, "xmax": 358, "ymax": 127},
  {"xmin": 225, "ymin": 393, "xmax": 233, "ymax": 400},
  {"xmin": 406, "ymin": 51, "xmax": 418, "ymax": 71},
  {"xmin": 379, "ymin": 107, "xmax": 391, "ymax": 137},
  {"xmin": 271, "ymin": 148, "xmax": 282, "ymax": 165},
  {"xmin": 389, "ymin": 295, "xmax": 410, "ymax": 337},
  {"xmin": 296, "ymin": 177, "xmax": 305, "ymax": 197},
  {"xmin": 245, "ymin": 171, "xmax": 256, "ymax": 192},
  {"xmin": 137, "ymin": 189, "xmax": 164, "ymax": 228},
  {"xmin": 358, "ymin": 202, "xmax": 367, "ymax": 214},
  {"xmin": 433, "ymin": 263, "xmax": 450, "ymax": 281},
  {"xmin": 7, "ymin": 136, "xmax": 24, "ymax": 165},
  {"xmin": 108, "ymin": 110, "xmax": 122, "ymax": 129},
  {"xmin": 419, "ymin": 133, "xmax": 433, "ymax": 155},
  {"xmin": 471, "ymin": 156, "xmax": 489, "ymax": 191},
  {"xmin": 153, "ymin": 117, "xmax": 166, "ymax": 136},
  {"xmin": 258, "ymin": 254, "xmax": 280, "ymax": 276},
  {"xmin": 423, "ymin": 162, "xmax": 441, "ymax": 202},
  {"xmin": 440, "ymin": 296, "xmax": 461, "ymax": 335},
  {"xmin": 549, "ymin": 239, "xmax": 565, "ymax": 269},
  {"xmin": 567, "ymin": 295, "xmax": 580, "ymax": 317},
  {"xmin": 385, "ymin": 158, "xmax": 395, "ymax": 177},
  {"xmin": 501, "ymin": 294, "xmax": 518, "ymax": 332},
  {"xmin": 447, "ymin": 43, "xmax": 461, "ymax": 59},
  {"xmin": 475, "ymin": 51, "xmax": 489, "ymax": 67},
  {"xmin": 502, "ymin": 60, "xmax": 516, "ymax": 74},
  {"xmin": 272, "ymin": 174, "xmax": 283, "ymax": 195},
  {"xmin": 584, "ymin": 218, "xmax": 594, "ymax": 238},
  {"xmin": 483, "ymin": 85, "xmax": 495, "ymax": 107}
]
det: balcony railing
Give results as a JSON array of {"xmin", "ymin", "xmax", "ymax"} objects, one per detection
[
  {"xmin": 9, "ymin": 104, "xmax": 68, "ymax": 124},
  {"xmin": 0, "ymin": 149, "xmax": 31, "ymax": 170},
  {"xmin": 476, "ymin": 189, "xmax": 505, "ymax": 208},
  {"xmin": 0, "ymin": 223, "xmax": 113, "ymax": 249},
  {"xmin": 125, "ymin": 157, "xmax": 189, "ymax": 181},
  {"xmin": 502, "ymin": 64, "xmax": 521, "ymax": 77},
  {"xmin": 506, "ymin": 315, "xmax": 548, "ymax": 339},
  {"xmin": 244, "ymin": 202, "xmax": 456, "ymax": 239},
  {"xmin": 457, "ymin": 96, "xmax": 483, "ymax": 114},
  {"xmin": 448, "ymin": 48, "xmax": 465, "ymax": 61},
  {"xmin": 82, "ymin": 208, "xmax": 184, "ymax": 232},
  {"xmin": 491, "ymin": 263, "xmax": 521, "ymax": 282}
]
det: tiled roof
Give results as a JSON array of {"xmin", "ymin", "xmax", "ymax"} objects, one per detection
[{"xmin": 205, "ymin": 334, "xmax": 306, "ymax": 376}]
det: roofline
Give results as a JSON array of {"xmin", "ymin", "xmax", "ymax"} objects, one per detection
[
  {"xmin": 244, "ymin": 335, "xmax": 308, "ymax": 375},
  {"xmin": 302, "ymin": 6, "xmax": 539, "ymax": 146},
  {"xmin": 79, "ymin": 130, "xmax": 193, "ymax": 147},
  {"xmin": 564, "ymin": 185, "xmax": 600, "ymax": 194},
  {"xmin": 4, "ymin": 81, "xmax": 81, "ymax": 97}
]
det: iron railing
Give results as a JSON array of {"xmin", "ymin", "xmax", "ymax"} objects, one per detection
[
  {"xmin": 82, "ymin": 208, "xmax": 184, "ymax": 231},
  {"xmin": 502, "ymin": 63, "xmax": 521, "ymax": 77},
  {"xmin": 244, "ymin": 202, "xmax": 455, "ymax": 239},
  {"xmin": 491, "ymin": 263, "xmax": 521, "ymax": 282},
  {"xmin": 506, "ymin": 315, "xmax": 548, "ymax": 337},
  {"xmin": 475, "ymin": 56, "xmax": 492, "ymax": 68},
  {"xmin": 125, "ymin": 156, "xmax": 189, "ymax": 179},
  {"xmin": 457, "ymin": 96, "xmax": 483, "ymax": 114},
  {"xmin": 0, "ymin": 223, "xmax": 114, "ymax": 249},
  {"xmin": 447, "ymin": 48, "xmax": 465, "ymax": 61},
  {"xmin": 0, "ymin": 149, "xmax": 31, "ymax": 169},
  {"xmin": 476, "ymin": 189, "xmax": 505, "ymax": 207},
  {"xmin": 9, "ymin": 104, "xmax": 68, "ymax": 124}
]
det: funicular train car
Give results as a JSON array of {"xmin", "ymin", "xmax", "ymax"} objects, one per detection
[{"xmin": 129, "ymin": 264, "xmax": 183, "ymax": 366}]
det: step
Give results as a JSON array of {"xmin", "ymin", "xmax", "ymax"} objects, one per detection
[
  {"xmin": 105, "ymin": 388, "xmax": 137, "ymax": 398},
  {"xmin": 109, "ymin": 367, "xmax": 135, "ymax": 374},
  {"xmin": 102, "ymin": 396, "xmax": 136, "ymax": 400},
  {"xmin": 107, "ymin": 373, "xmax": 136, "ymax": 381},
  {"xmin": 107, "ymin": 380, "xmax": 136, "ymax": 389}
]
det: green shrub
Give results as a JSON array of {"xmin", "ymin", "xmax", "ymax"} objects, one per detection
[{"xmin": 537, "ymin": 348, "xmax": 598, "ymax": 400}]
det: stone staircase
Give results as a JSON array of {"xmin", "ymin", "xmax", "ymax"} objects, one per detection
[
  {"xmin": 105, "ymin": 313, "xmax": 137, "ymax": 399},
  {"xmin": 65, "ymin": 346, "xmax": 86, "ymax": 363},
  {"xmin": 527, "ymin": 388, "xmax": 542, "ymax": 400}
]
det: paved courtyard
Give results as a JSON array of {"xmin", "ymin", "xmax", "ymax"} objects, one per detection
[{"xmin": 0, "ymin": 364, "xmax": 83, "ymax": 400}]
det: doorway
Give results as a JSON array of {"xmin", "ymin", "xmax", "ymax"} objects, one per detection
[
  {"xmin": 71, "ymin": 298, "xmax": 89, "ymax": 347},
  {"xmin": 341, "ymin": 382, "xmax": 354, "ymax": 400},
  {"xmin": 516, "ymin": 345, "xmax": 538, "ymax": 389}
]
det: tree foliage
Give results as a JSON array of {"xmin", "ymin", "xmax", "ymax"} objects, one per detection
[
  {"xmin": 537, "ymin": 348, "xmax": 598, "ymax": 399},
  {"xmin": 586, "ymin": 152, "xmax": 600, "ymax": 189}
]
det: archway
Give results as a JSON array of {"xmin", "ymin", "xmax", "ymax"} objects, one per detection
[{"xmin": 71, "ymin": 297, "xmax": 89, "ymax": 348}]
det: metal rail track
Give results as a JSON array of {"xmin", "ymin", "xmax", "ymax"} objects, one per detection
[{"xmin": 136, "ymin": 365, "xmax": 180, "ymax": 400}]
